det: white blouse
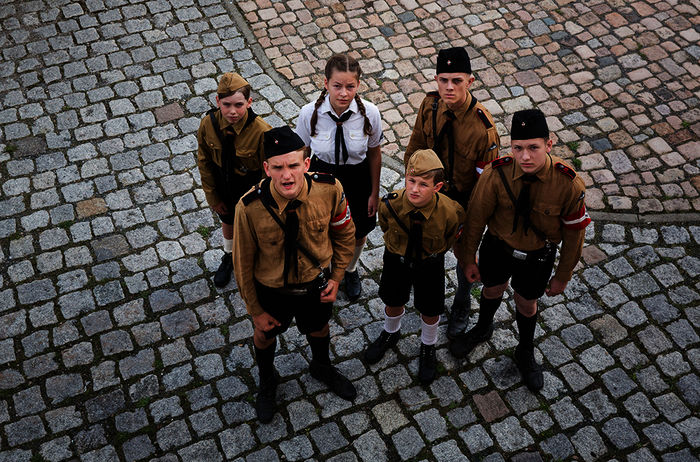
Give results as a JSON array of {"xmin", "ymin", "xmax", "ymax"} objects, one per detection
[{"xmin": 296, "ymin": 95, "xmax": 382, "ymax": 165}]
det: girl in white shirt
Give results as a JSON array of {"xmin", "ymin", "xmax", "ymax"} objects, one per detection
[{"xmin": 296, "ymin": 54, "xmax": 383, "ymax": 302}]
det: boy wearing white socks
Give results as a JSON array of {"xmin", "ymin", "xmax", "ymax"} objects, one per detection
[{"xmin": 365, "ymin": 149, "xmax": 465, "ymax": 384}]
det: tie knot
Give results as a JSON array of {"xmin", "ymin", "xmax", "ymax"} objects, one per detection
[
  {"xmin": 286, "ymin": 200, "xmax": 301, "ymax": 213},
  {"xmin": 522, "ymin": 175, "xmax": 537, "ymax": 184},
  {"xmin": 410, "ymin": 211, "xmax": 424, "ymax": 221},
  {"xmin": 445, "ymin": 110, "xmax": 455, "ymax": 120}
]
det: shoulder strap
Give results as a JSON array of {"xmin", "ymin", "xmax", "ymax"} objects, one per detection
[
  {"xmin": 467, "ymin": 94, "xmax": 478, "ymax": 112},
  {"xmin": 495, "ymin": 168, "xmax": 549, "ymax": 243},
  {"xmin": 430, "ymin": 92, "xmax": 440, "ymax": 144},
  {"xmin": 382, "ymin": 194, "xmax": 410, "ymax": 236},
  {"xmin": 208, "ymin": 109, "xmax": 223, "ymax": 143},
  {"xmin": 243, "ymin": 107, "xmax": 258, "ymax": 130},
  {"xmin": 258, "ymin": 180, "xmax": 322, "ymax": 268}
]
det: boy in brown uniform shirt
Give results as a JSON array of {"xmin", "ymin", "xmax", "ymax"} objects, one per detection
[
  {"xmin": 197, "ymin": 72, "xmax": 271, "ymax": 287},
  {"xmin": 233, "ymin": 126, "xmax": 357, "ymax": 423},
  {"xmin": 364, "ymin": 149, "xmax": 465, "ymax": 384},
  {"xmin": 451, "ymin": 109, "xmax": 591, "ymax": 392},
  {"xmin": 405, "ymin": 47, "xmax": 500, "ymax": 339}
]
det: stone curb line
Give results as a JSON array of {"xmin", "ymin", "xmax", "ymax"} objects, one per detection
[{"xmin": 222, "ymin": 1, "xmax": 700, "ymax": 227}]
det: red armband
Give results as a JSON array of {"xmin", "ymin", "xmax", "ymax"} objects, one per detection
[
  {"xmin": 331, "ymin": 202, "xmax": 352, "ymax": 229},
  {"xmin": 561, "ymin": 204, "xmax": 591, "ymax": 230}
]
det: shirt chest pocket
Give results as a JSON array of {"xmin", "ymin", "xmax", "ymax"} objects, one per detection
[
  {"xmin": 206, "ymin": 141, "xmax": 224, "ymax": 168},
  {"xmin": 311, "ymin": 131, "xmax": 333, "ymax": 156},
  {"xmin": 346, "ymin": 129, "xmax": 368, "ymax": 155},
  {"xmin": 257, "ymin": 223, "xmax": 284, "ymax": 246},
  {"xmin": 236, "ymin": 147, "xmax": 261, "ymax": 171},
  {"xmin": 301, "ymin": 218, "xmax": 327, "ymax": 240},
  {"xmin": 532, "ymin": 203, "xmax": 561, "ymax": 232}
]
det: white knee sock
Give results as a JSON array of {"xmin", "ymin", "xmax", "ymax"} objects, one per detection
[
  {"xmin": 345, "ymin": 242, "xmax": 365, "ymax": 273},
  {"xmin": 421, "ymin": 318, "xmax": 439, "ymax": 345},
  {"xmin": 383, "ymin": 308, "xmax": 404, "ymax": 333},
  {"xmin": 223, "ymin": 238, "xmax": 232, "ymax": 253}
]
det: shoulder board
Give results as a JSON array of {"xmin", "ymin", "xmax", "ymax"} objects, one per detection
[
  {"xmin": 476, "ymin": 108, "xmax": 493, "ymax": 129},
  {"xmin": 555, "ymin": 162, "xmax": 576, "ymax": 180},
  {"xmin": 310, "ymin": 172, "xmax": 336, "ymax": 184},
  {"xmin": 242, "ymin": 186, "xmax": 263, "ymax": 206},
  {"xmin": 382, "ymin": 192, "xmax": 399, "ymax": 201},
  {"xmin": 490, "ymin": 156, "xmax": 513, "ymax": 168}
]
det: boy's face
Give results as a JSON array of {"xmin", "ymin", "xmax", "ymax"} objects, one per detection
[
  {"xmin": 263, "ymin": 150, "xmax": 310, "ymax": 201},
  {"xmin": 435, "ymin": 72, "xmax": 475, "ymax": 110},
  {"xmin": 405, "ymin": 174, "xmax": 443, "ymax": 208},
  {"xmin": 216, "ymin": 92, "xmax": 252, "ymax": 124},
  {"xmin": 511, "ymin": 137, "xmax": 552, "ymax": 174}
]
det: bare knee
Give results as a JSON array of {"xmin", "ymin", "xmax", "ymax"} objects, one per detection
[
  {"xmin": 483, "ymin": 282, "xmax": 508, "ymax": 299},
  {"xmin": 514, "ymin": 293, "xmax": 538, "ymax": 317}
]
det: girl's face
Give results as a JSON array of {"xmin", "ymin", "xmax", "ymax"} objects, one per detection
[{"xmin": 324, "ymin": 70, "xmax": 359, "ymax": 115}]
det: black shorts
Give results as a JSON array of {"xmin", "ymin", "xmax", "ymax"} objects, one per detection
[
  {"xmin": 478, "ymin": 232, "xmax": 556, "ymax": 300},
  {"xmin": 310, "ymin": 156, "xmax": 376, "ymax": 239},
  {"xmin": 214, "ymin": 170, "xmax": 260, "ymax": 225},
  {"xmin": 254, "ymin": 280, "xmax": 332, "ymax": 338},
  {"xmin": 378, "ymin": 251, "xmax": 446, "ymax": 317}
]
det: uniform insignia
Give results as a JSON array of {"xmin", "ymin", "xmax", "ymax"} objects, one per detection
[
  {"xmin": 490, "ymin": 156, "xmax": 513, "ymax": 168},
  {"xmin": 555, "ymin": 162, "xmax": 576, "ymax": 180},
  {"xmin": 476, "ymin": 108, "xmax": 493, "ymax": 128},
  {"xmin": 383, "ymin": 192, "xmax": 399, "ymax": 201},
  {"xmin": 310, "ymin": 172, "xmax": 335, "ymax": 184},
  {"xmin": 242, "ymin": 187, "xmax": 263, "ymax": 205},
  {"xmin": 409, "ymin": 167, "xmax": 415, "ymax": 175},
  {"xmin": 578, "ymin": 192, "xmax": 585, "ymax": 201},
  {"xmin": 447, "ymin": 59, "xmax": 451, "ymax": 65},
  {"xmin": 521, "ymin": 122, "xmax": 526, "ymax": 127},
  {"xmin": 274, "ymin": 139, "xmax": 278, "ymax": 144},
  {"xmin": 487, "ymin": 142, "xmax": 498, "ymax": 151}
]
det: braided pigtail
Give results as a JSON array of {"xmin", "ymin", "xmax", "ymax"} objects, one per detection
[
  {"xmin": 309, "ymin": 88, "xmax": 327, "ymax": 137},
  {"xmin": 354, "ymin": 94, "xmax": 372, "ymax": 136}
]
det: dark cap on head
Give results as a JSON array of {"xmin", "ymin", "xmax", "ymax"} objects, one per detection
[
  {"xmin": 264, "ymin": 126, "xmax": 305, "ymax": 159},
  {"xmin": 511, "ymin": 109, "xmax": 549, "ymax": 140},
  {"xmin": 436, "ymin": 47, "xmax": 471, "ymax": 75}
]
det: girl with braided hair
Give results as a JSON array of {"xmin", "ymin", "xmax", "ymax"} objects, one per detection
[{"xmin": 296, "ymin": 53, "xmax": 383, "ymax": 302}]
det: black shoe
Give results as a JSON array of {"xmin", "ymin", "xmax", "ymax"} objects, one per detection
[
  {"xmin": 449, "ymin": 323, "xmax": 493, "ymax": 358},
  {"xmin": 309, "ymin": 360, "xmax": 357, "ymax": 401},
  {"xmin": 447, "ymin": 302, "xmax": 470, "ymax": 339},
  {"xmin": 514, "ymin": 346, "xmax": 544, "ymax": 392},
  {"xmin": 214, "ymin": 252, "xmax": 233, "ymax": 287},
  {"xmin": 418, "ymin": 344, "xmax": 437, "ymax": 384},
  {"xmin": 364, "ymin": 330, "xmax": 400, "ymax": 364},
  {"xmin": 344, "ymin": 270, "xmax": 362, "ymax": 301},
  {"xmin": 255, "ymin": 372, "xmax": 279, "ymax": 423}
]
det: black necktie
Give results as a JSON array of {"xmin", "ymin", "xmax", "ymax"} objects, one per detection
[
  {"xmin": 283, "ymin": 200, "xmax": 301, "ymax": 285},
  {"xmin": 328, "ymin": 111, "xmax": 352, "ymax": 165},
  {"xmin": 435, "ymin": 110, "xmax": 456, "ymax": 186},
  {"xmin": 513, "ymin": 175, "xmax": 537, "ymax": 235},
  {"xmin": 405, "ymin": 211, "xmax": 425, "ymax": 263}
]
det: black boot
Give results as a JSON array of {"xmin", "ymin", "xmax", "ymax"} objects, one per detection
[
  {"xmin": 364, "ymin": 330, "xmax": 400, "ymax": 364},
  {"xmin": 344, "ymin": 270, "xmax": 362, "ymax": 301},
  {"xmin": 447, "ymin": 268, "xmax": 472, "ymax": 339},
  {"xmin": 418, "ymin": 343, "xmax": 437, "ymax": 384},
  {"xmin": 214, "ymin": 252, "xmax": 233, "ymax": 287},
  {"xmin": 254, "ymin": 341, "xmax": 278, "ymax": 423},
  {"xmin": 309, "ymin": 360, "xmax": 357, "ymax": 400},
  {"xmin": 514, "ymin": 311, "xmax": 543, "ymax": 391},
  {"xmin": 449, "ymin": 294, "xmax": 501, "ymax": 358}
]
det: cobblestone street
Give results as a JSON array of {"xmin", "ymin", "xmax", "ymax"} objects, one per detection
[{"xmin": 0, "ymin": 0, "xmax": 698, "ymax": 461}]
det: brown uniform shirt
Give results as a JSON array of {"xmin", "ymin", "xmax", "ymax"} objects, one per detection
[
  {"xmin": 459, "ymin": 154, "xmax": 590, "ymax": 282},
  {"xmin": 196, "ymin": 108, "xmax": 271, "ymax": 207},
  {"xmin": 404, "ymin": 91, "xmax": 500, "ymax": 202},
  {"xmin": 233, "ymin": 174, "xmax": 356, "ymax": 316},
  {"xmin": 379, "ymin": 189, "xmax": 466, "ymax": 257}
]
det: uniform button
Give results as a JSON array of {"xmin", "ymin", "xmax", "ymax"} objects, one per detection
[{"xmin": 545, "ymin": 210, "xmax": 550, "ymax": 215}]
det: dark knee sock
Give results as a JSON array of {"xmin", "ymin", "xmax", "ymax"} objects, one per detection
[
  {"xmin": 453, "ymin": 268, "xmax": 472, "ymax": 309},
  {"xmin": 476, "ymin": 294, "xmax": 502, "ymax": 329},
  {"xmin": 307, "ymin": 334, "xmax": 331, "ymax": 365},
  {"xmin": 516, "ymin": 310, "xmax": 538, "ymax": 351},
  {"xmin": 255, "ymin": 339, "xmax": 277, "ymax": 381}
]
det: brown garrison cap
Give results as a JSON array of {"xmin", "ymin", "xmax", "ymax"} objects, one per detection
[
  {"xmin": 217, "ymin": 72, "xmax": 249, "ymax": 95},
  {"xmin": 406, "ymin": 149, "xmax": 444, "ymax": 176}
]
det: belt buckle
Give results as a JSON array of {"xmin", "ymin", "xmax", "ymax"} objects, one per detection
[{"xmin": 512, "ymin": 249, "xmax": 528, "ymax": 261}]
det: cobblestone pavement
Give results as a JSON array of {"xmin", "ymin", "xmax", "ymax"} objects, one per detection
[{"xmin": 0, "ymin": 1, "xmax": 698, "ymax": 461}]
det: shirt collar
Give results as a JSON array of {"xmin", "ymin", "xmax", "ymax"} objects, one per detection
[
  {"xmin": 513, "ymin": 153, "xmax": 553, "ymax": 182},
  {"xmin": 269, "ymin": 174, "xmax": 310, "ymax": 210},
  {"xmin": 400, "ymin": 189, "xmax": 438, "ymax": 220},
  {"xmin": 321, "ymin": 94, "xmax": 357, "ymax": 118}
]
